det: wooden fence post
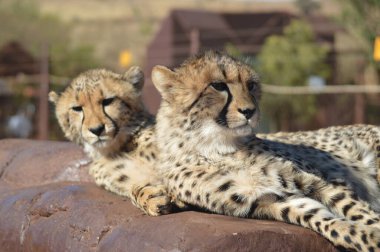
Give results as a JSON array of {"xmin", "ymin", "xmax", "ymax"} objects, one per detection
[
  {"xmin": 190, "ymin": 29, "xmax": 200, "ymax": 55},
  {"xmin": 37, "ymin": 44, "xmax": 49, "ymax": 140},
  {"xmin": 354, "ymin": 62, "xmax": 366, "ymax": 124}
]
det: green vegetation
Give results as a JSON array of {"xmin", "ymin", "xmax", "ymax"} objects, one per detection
[
  {"xmin": 0, "ymin": 0, "xmax": 100, "ymax": 139},
  {"xmin": 257, "ymin": 20, "xmax": 330, "ymax": 131},
  {"xmin": 335, "ymin": 0, "xmax": 380, "ymax": 79},
  {"xmin": 0, "ymin": 0, "xmax": 99, "ymax": 77},
  {"xmin": 295, "ymin": 0, "xmax": 320, "ymax": 15}
]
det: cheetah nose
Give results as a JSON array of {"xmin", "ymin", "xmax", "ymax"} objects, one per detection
[
  {"xmin": 238, "ymin": 108, "xmax": 256, "ymax": 120},
  {"xmin": 89, "ymin": 124, "xmax": 105, "ymax": 136}
]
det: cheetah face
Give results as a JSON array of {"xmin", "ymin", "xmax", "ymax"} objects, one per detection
[
  {"xmin": 152, "ymin": 51, "xmax": 261, "ymax": 138},
  {"xmin": 49, "ymin": 67, "xmax": 145, "ymax": 151}
]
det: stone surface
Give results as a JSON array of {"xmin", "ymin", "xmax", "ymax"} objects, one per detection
[
  {"xmin": 0, "ymin": 139, "xmax": 338, "ymax": 252},
  {"xmin": 0, "ymin": 139, "xmax": 92, "ymax": 191}
]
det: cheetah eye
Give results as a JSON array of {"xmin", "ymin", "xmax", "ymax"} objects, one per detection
[
  {"xmin": 210, "ymin": 81, "xmax": 228, "ymax": 92},
  {"xmin": 247, "ymin": 80, "xmax": 258, "ymax": 92},
  {"xmin": 102, "ymin": 97, "xmax": 115, "ymax": 106},
  {"xmin": 72, "ymin": 106, "xmax": 82, "ymax": 112}
]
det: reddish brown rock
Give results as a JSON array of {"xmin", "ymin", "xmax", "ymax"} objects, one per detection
[
  {"xmin": 0, "ymin": 139, "xmax": 92, "ymax": 191},
  {"xmin": 0, "ymin": 139, "xmax": 338, "ymax": 252}
]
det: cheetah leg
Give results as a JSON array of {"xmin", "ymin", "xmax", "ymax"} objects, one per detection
[
  {"xmin": 293, "ymin": 173, "xmax": 380, "ymax": 228},
  {"xmin": 131, "ymin": 184, "xmax": 173, "ymax": 216},
  {"xmin": 90, "ymin": 158, "xmax": 174, "ymax": 216},
  {"xmin": 253, "ymin": 195, "xmax": 380, "ymax": 252},
  {"xmin": 168, "ymin": 166, "xmax": 380, "ymax": 251},
  {"xmin": 319, "ymin": 184, "xmax": 380, "ymax": 227}
]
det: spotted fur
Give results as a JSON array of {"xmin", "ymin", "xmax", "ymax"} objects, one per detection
[
  {"xmin": 152, "ymin": 51, "xmax": 380, "ymax": 251},
  {"xmin": 49, "ymin": 67, "xmax": 173, "ymax": 216},
  {"xmin": 259, "ymin": 125, "xmax": 380, "ymax": 184}
]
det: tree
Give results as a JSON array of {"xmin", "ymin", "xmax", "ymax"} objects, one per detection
[
  {"xmin": 336, "ymin": 0, "xmax": 380, "ymax": 81},
  {"xmin": 295, "ymin": 0, "xmax": 320, "ymax": 15},
  {"xmin": 0, "ymin": 0, "xmax": 99, "ymax": 77},
  {"xmin": 258, "ymin": 20, "xmax": 330, "ymax": 131}
]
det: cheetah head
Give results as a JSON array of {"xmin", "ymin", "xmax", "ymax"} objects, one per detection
[
  {"xmin": 152, "ymin": 51, "xmax": 261, "ymax": 155},
  {"xmin": 49, "ymin": 67, "xmax": 146, "ymax": 158}
]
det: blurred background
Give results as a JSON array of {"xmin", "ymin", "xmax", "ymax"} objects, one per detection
[{"xmin": 0, "ymin": 0, "xmax": 379, "ymax": 140}]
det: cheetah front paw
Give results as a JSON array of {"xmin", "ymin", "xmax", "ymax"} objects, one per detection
[{"xmin": 135, "ymin": 185, "xmax": 173, "ymax": 216}]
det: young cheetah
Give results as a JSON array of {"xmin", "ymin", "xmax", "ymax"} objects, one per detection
[
  {"xmin": 49, "ymin": 67, "xmax": 173, "ymax": 216},
  {"xmin": 151, "ymin": 51, "xmax": 380, "ymax": 251}
]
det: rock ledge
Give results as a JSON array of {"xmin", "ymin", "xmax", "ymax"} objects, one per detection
[{"xmin": 0, "ymin": 139, "xmax": 337, "ymax": 252}]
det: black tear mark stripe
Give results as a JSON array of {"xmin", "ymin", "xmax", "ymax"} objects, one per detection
[
  {"xmin": 216, "ymin": 85, "xmax": 232, "ymax": 127},
  {"xmin": 121, "ymin": 100, "xmax": 132, "ymax": 110},
  {"xmin": 102, "ymin": 104, "xmax": 119, "ymax": 136},
  {"xmin": 252, "ymin": 95, "xmax": 259, "ymax": 108}
]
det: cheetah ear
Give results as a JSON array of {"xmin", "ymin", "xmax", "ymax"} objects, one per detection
[
  {"xmin": 152, "ymin": 65, "xmax": 178, "ymax": 101},
  {"xmin": 48, "ymin": 91, "xmax": 59, "ymax": 104},
  {"xmin": 123, "ymin": 66, "xmax": 144, "ymax": 91}
]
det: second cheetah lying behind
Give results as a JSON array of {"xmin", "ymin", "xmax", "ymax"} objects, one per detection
[{"xmin": 49, "ymin": 67, "xmax": 175, "ymax": 216}]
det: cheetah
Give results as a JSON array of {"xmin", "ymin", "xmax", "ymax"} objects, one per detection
[
  {"xmin": 151, "ymin": 51, "xmax": 380, "ymax": 251},
  {"xmin": 49, "ymin": 67, "xmax": 173, "ymax": 216},
  {"xmin": 56, "ymin": 67, "xmax": 380, "ymax": 221},
  {"xmin": 258, "ymin": 124, "xmax": 380, "ymax": 183}
]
